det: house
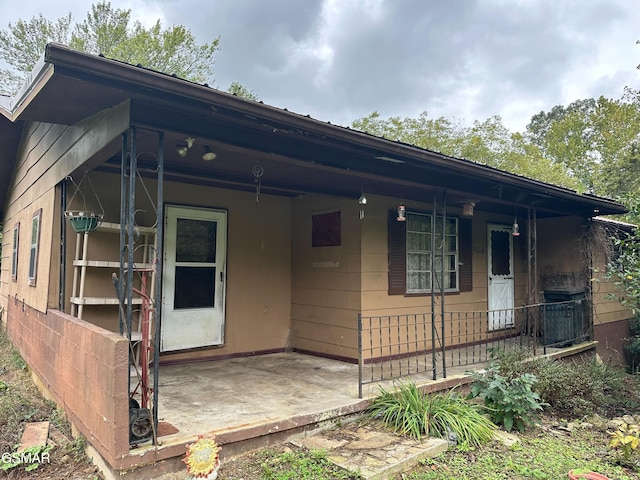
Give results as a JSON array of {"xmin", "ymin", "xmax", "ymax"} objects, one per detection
[{"xmin": 0, "ymin": 43, "xmax": 633, "ymax": 475}]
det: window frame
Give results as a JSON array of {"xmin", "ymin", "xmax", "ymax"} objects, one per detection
[
  {"xmin": 11, "ymin": 222, "xmax": 19, "ymax": 282},
  {"xmin": 388, "ymin": 209, "xmax": 472, "ymax": 296},
  {"xmin": 28, "ymin": 209, "xmax": 42, "ymax": 286},
  {"xmin": 405, "ymin": 212, "xmax": 459, "ymax": 294}
]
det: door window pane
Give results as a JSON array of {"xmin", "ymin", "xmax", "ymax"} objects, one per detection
[
  {"xmin": 176, "ymin": 219, "xmax": 217, "ymax": 263},
  {"xmin": 491, "ymin": 230, "xmax": 511, "ymax": 276},
  {"xmin": 174, "ymin": 266, "xmax": 216, "ymax": 309}
]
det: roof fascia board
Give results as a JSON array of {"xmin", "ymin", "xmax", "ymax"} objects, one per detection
[{"xmin": 3, "ymin": 56, "xmax": 55, "ymax": 122}]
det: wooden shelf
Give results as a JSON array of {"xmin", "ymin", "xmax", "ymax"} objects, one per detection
[
  {"xmin": 72, "ymin": 260, "xmax": 153, "ymax": 268},
  {"xmin": 70, "ymin": 297, "xmax": 143, "ymax": 306}
]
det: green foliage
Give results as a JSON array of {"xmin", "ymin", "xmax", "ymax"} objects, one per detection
[
  {"xmin": 468, "ymin": 361, "xmax": 546, "ymax": 432},
  {"xmin": 488, "ymin": 347, "xmax": 640, "ymax": 417},
  {"xmin": 227, "ymin": 81, "xmax": 259, "ymax": 101},
  {"xmin": 0, "ymin": 444, "xmax": 53, "ymax": 472},
  {"xmin": 605, "ymin": 231, "xmax": 640, "ymax": 316},
  {"xmin": 625, "ymin": 317, "xmax": 640, "ymax": 374},
  {"xmin": 610, "ymin": 422, "xmax": 640, "ymax": 463},
  {"xmin": 352, "ymin": 111, "xmax": 578, "ymax": 189},
  {"xmin": 368, "ymin": 382, "xmax": 496, "ymax": 446},
  {"xmin": 0, "ymin": 1, "xmax": 220, "ymax": 94},
  {"xmin": 258, "ymin": 447, "xmax": 359, "ymax": 479}
]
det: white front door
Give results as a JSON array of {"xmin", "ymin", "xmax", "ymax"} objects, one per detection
[
  {"xmin": 487, "ymin": 224, "xmax": 515, "ymax": 330},
  {"xmin": 161, "ymin": 206, "xmax": 227, "ymax": 352}
]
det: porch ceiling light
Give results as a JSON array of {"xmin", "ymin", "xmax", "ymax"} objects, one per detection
[
  {"xmin": 202, "ymin": 146, "xmax": 217, "ymax": 161},
  {"xmin": 512, "ymin": 216, "xmax": 520, "ymax": 237},
  {"xmin": 176, "ymin": 136, "xmax": 195, "ymax": 158}
]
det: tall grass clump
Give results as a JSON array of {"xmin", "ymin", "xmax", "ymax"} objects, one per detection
[{"xmin": 368, "ymin": 382, "xmax": 496, "ymax": 447}]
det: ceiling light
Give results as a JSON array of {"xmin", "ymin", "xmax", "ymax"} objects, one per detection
[
  {"xmin": 202, "ymin": 146, "xmax": 217, "ymax": 161},
  {"xmin": 176, "ymin": 136, "xmax": 195, "ymax": 158},
  {"xmin": 176, "ymin": 144, "xmax": 189, "ymax": 157}
]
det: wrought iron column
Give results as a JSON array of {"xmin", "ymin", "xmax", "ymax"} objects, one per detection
[
  {"xmin": 440, "ymin": 190, "xmax": 447, "ymax": 378},
  {"xmin": 430, "ymin": 190, "xmax": 437, "ymax": 380}
]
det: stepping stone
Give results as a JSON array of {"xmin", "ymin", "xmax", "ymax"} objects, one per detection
[{"xmin": 17, "ymin": 422, "xmax": 50, "ymax": 452}]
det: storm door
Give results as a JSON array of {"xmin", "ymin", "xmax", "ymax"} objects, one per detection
[
  {"xmin": 487, "ymin": 224, "xmax": 515, "ymax": 330},
  {"xmin": 161, "ymin": 206, "xmax": 227, "ymax": 351}
]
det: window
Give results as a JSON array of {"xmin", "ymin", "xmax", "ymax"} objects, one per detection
[
  {"xmin": 406, "ymin": 213, "xmax": 458, "ymax": 293},
  {"xmin": 11, "ymin": 223, "xmax": 19, "ymax": 281},
  {"xmin": 28, "ymin": 210, "xmax": 42, "ymax": 286},
  {"xmin": 388, "ymin": 210, "xmax": 472, "ymax": 295}
]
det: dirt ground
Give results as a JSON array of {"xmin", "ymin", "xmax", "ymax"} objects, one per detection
[{"xmin": 0, "ymin": 331, "xmax": 103, "ymax": 480}]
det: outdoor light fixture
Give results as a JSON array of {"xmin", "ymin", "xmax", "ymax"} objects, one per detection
[
  {"xmin": 512, "ymin": 215, "xmax": 520, "ymax": 237},
  {"xmin": 176, "ymin": 137, "xmax": 195, "ymax": 158},
  {"xmin": 397, "ymin": 204, "xmax": 407, "ymax": 222},
  {"xmin": 202, "ymin": 146, "xmax": 217, "ymax": 161},
  {"xmin": 358, "ymin": 193, "xmax": 367, "ymax": 219},
  {"xmin": 462, "ymin": 200, "xmax": 475, "ymax": 217}
]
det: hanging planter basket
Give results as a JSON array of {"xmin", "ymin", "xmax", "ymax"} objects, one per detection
[
  {"xmin": 64, "ymin": 211, "xmax": 103, "ymax": 234},
  {"xmin": 64, "ymin": 173, "xmax": 105, "ymax": 234}
]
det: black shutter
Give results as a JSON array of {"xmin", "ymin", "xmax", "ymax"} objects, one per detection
[
  {"xmin": 458, "ymin": 218, "xmax": 473, "ymax": 292},
  {"xmin": 388, "ymin": 210, "xmax": 406, "ymax": 295}
]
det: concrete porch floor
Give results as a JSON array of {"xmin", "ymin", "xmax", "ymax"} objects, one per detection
[{"xmin": 115, "ymin": 343, "xmax": 594, "ymax": 478}]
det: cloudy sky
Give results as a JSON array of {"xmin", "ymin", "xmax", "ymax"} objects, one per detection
[{"xmin": 1, "ymin": 0, "xmax": 638, "ymax": 132}]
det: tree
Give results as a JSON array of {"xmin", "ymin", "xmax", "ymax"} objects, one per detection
[
  {"xmin": 227, "ymin": 81, "xmax": 259, "ymax": 101},
  {"xmin": 0, "ymin": 2, "xmax": 220, "ymax": 94},
  {"xmin": 0, "ymin": 13, "xmax": 72, "ymax": 94},
  {"xmin": 352, "ymin": 111, "xmax": 577, "ymax": 189}
]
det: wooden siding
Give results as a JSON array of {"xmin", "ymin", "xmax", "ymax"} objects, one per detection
[
  {"xmin": 1, "ymin": 103, "xmax": 129, "ymax": 317},
  {"xmin": 67, "ymin": 172, "xmax": 293, "ymax": 363},
  {"xmin": 290, "ymin": 194, "xmax": 362, "ymax": 360}
]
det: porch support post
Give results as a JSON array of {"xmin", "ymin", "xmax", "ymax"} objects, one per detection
[
  {"xmin": 440, "ymin": 190, "xmax": 447, "ymax": 378},
  {"xmin": 358, "ymin": 314, "xmax": 363, "ymax": 399},
  {"xmin": 527, "ymin": 207, "xmax": 538, "ymax": 354},
  {"xmin": 430, "ymin": 190, "xmax": 437, "ymax": 380},
  {"xmin": 59, "ymin": 180, "xmax": 67, "ymax": 311},
  {"xmin": 152, "ymin": 131, "xmax": 164, "ymax": 439},
  {"xmin": 119, "ymin": 131, "xmax": 128, "ymax": 336}
]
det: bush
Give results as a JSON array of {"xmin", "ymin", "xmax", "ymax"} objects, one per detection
[
  {"xmin": 468, "ymin": 361, "xmax": 546, "ymax": 432},
  {"xmin": 489, "ymin": 347, "xmax": 640, "ymax": 417},
  {"xmin": 368, "ymin": 382, "xmax": 496, "ymax": 447}
]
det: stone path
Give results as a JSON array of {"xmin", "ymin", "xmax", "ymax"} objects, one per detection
[{"xmin": 293, "ymin": 420, "xmax": 449, "ymax": 480}]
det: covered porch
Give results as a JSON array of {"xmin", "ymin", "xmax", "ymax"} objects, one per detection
[{"xmin": 122, "ymin": 340, "xmax": 595, "ymax": 477}]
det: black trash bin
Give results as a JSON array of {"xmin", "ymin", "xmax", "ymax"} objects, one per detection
[{"xmin": 542, "ymin": 287, "xmax": 586, "ymax": 346}]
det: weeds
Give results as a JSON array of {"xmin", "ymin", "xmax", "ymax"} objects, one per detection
[
  {"xmin": 368, "ymin": 382, "xmax": 496, "ymax": 446},
  {"xmin": 258, "ymin": 447, "xmax": 359, "ymax": 479},
  {"xmin": 468, "ymin": 361, "xmax": 546, "ymax": 432}
]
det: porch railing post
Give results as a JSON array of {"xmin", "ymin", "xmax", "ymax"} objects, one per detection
[{"xmin": 358, "ymin": 314, "xmax": 363, "ymax": 399}]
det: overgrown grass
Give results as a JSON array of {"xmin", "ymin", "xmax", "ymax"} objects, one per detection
[
  {"xmin": 402, "ymin": 426, "xmax": 636, "ymax": 479},
  {"xmin": 258, "ymin": 447, "xmax": 360, "ymax": 480},
  {"xmin": 368, "ymin": 382, "xmax": 496, "ymax": 447},
  {"xmin": 489, "ymin": 346, "xmax": 640, "ymax": 417}
]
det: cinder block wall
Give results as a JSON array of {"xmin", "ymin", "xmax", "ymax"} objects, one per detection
[{"xmin": 6, "ymin": 302, "xmax": 129, "ymax": 466}]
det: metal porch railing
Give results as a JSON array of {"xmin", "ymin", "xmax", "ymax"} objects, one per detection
[{"xmin": 357, "ymin": 300, "xmax": 589, "ymax": 398}]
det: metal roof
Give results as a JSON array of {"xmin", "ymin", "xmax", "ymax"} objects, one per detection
[{"xmin": 0, "ymin": 43, "xmax": 628, "ymax": 221}]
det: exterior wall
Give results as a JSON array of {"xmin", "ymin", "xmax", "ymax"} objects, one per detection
[
  {"xmin": 354, "ymin": 197, "xmax": 529, "ymax": 361},
  {"xmin": 65, "ymin": 171, "xmax": 293, "ymax": 363},
  {"xmin": 537, "ymin": 216, "xmax": 587, "ymax": 293},
  {"xmin": 6, "ymin": 303, "xmax": 129, "ymax": 466},
  {"xmin": 0, "ymin": 106, "xmax": 129, "ymax": 322},
  {"xmin": 590, "ymin": 222, "xmax": 634, "ymax": 365},
  {"xmin": 290, "ymin": 194, "xmax": 362, "ymax": 360}
]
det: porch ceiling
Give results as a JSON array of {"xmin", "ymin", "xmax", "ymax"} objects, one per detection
[{"xmin": 3, "ymin": 43, "xmax": 628, "ymax": 219}]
